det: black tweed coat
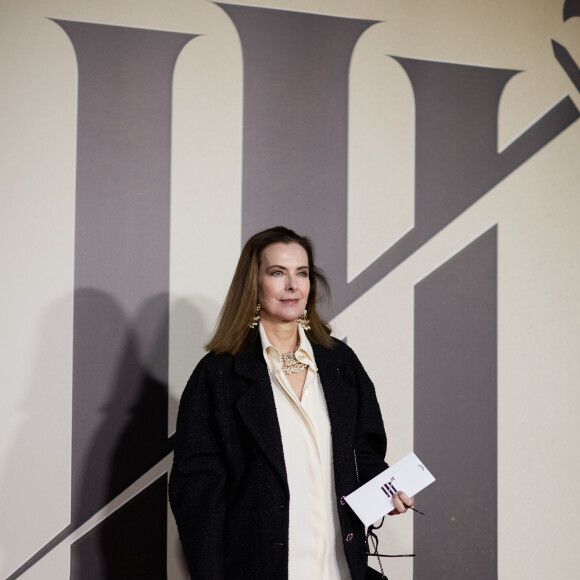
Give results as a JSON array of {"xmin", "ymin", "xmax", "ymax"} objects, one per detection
[{"xmin": 169, "ymin": 336, "xmax": 388, "ymax": 580}]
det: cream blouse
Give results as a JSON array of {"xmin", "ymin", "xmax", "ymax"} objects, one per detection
[{"xmin": 259, "ymin": 323, "xmax": 350, "ymax": 580}]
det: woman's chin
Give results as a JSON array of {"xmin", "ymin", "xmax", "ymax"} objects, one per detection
[{"xmin": 263, "ymin": 312, "xmax": 302, "ymax": 326}]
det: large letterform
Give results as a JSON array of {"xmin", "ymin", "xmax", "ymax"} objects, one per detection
[
  {"xmin": 347, "ymin": 59, "xmax": 578, "ymax": 311},
  {"xmin": 218, "ymin": 3, "xmax": 578, "ymax": 315},
  {"xmin": 415, "ymin": 228, "xmax": 498, "ymax": 579},
  {"xmin": 56, "ymin": 20, "xmax": 195, "ymax": 579},
  {"xmin": 217, "ymin": 3, "xmax": 376, "ymax": 311}
]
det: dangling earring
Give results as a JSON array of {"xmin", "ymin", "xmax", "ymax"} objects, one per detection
[
  {"xmin": 248, "ymin": 303, "xmax": 261, "ymax": 329},
  {"xmin": 297, "ymin": 309, "xmax": 310, "ymax": 331}
]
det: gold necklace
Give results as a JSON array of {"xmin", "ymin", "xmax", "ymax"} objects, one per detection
[{"xmin": 281, "ymin": 344, "xmax": 308, "ymax": 375}]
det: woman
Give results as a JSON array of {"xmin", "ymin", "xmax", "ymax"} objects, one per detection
[{"xmin": 169, "ymin": 226, "xmax": 413, "ymax": 580}]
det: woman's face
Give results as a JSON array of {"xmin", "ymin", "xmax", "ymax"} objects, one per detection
[{"xmin": 258, "ymin": 242, "xmax": 310, "ymax": 326}]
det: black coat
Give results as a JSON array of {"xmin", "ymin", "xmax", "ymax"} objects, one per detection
[{"xmin": 169, "ymin": 336, "xmax": 388, "ymax": 580}]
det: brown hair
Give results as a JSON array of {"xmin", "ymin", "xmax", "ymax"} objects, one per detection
[{"xmin": 205, "ymin": 226, "xmax": 333, "ymax": 354}]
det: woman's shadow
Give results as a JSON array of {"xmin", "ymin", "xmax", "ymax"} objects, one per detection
[{"xmin": 70, "ymin": 290, "xmax": 204, "ymax": 579}]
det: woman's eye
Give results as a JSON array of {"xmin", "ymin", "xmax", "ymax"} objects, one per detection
[
  {"xmin": 271, "ymin": 270, "xmax": 283, "ymax": 276},
  {"xmin": 298, "ymin": 271, "xmax": 308, "ymax": 277}
]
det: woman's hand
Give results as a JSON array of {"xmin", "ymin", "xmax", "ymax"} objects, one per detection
[{"xmin": 388, "ymin": 491, "xmax": 414, "ymax": 515}]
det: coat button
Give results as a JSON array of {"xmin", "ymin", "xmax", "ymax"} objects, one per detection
[
  {"xmin": 340, "ymin": 496, "xmax": 346, "ymax": 506},
  {"xmin": 345, "ymin": 532, "xmax": 354, "ymax": 542}
]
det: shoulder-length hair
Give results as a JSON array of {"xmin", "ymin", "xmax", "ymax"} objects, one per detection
[{"xmin": 206, "ymin": 226, "xmax": 333, "ymax": 354}]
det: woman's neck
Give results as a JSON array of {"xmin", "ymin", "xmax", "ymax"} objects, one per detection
[{"xmin": 261, "ymin": 320, "xmax": 299, "ymax": 353}]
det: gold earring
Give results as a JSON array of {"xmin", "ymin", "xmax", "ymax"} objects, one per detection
[
  {"xmin": 297, "ymin": 309, "xmax": 310, "ymax": 331},
  {"xmin": 248, "ymin": 303, "xmax": 261, "ymax": 329}
]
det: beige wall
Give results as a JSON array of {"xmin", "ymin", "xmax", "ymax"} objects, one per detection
[{"xmin": 1, "ymin": 1, "xmax": 579, "ymax": 578}]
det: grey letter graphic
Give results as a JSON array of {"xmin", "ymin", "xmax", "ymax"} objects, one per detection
[
  {"xmin": 218, "ymin": 2, "xmax": 578, "ymax": 316},
  {"xmin": 57, "ymin": 20, "xmax": 196, "ymax": 580},
  {"xmin": 345, "ymin": 59, "xmax": 578, "ymax": 312},
  {"xmin": 217, "ymin": 2, "xmax": 377, "ymax": 312},
  {"xmin": 415, "ymin": 227, "xmax": 497, "ymax": 580}
]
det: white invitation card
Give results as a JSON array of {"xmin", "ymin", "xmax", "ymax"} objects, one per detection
[{"xmin": 344, "ymin": 452, "xmax": 435, "ymax": 527}]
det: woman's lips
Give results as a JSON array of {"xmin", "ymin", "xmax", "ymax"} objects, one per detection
[{"xmin": 281, "ymin": 298, "xmax": 299, "ymax": 304}]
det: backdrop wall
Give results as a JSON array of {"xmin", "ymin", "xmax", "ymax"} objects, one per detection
[{"xmin": 1, "ymin": 1, "xmax": 579, "ymax": 578}]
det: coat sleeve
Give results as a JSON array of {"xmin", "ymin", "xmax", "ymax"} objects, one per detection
[
  {"xmin": 347, "ymin": 345, "xmax": 389, "ymax": 485},
  {"xmin": 169, "ymin": 355, "xmax": 227, "ymax": 579}
]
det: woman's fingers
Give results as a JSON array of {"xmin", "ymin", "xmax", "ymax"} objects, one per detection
[
  {"xmin": 391, "ymin": 492, "xmax": 405, "ymax": 514},
  {"xmin": 398, "ymin": 491, "xmax": 414, "ymax": 509},
  {"xmin": 389, "ymin": 491, "xmax": 414, "ymax": 515}
]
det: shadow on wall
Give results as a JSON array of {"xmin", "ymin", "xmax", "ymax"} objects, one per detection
[{"xmin": 65, "ymin": 290, "xmax": 201, "ymax": 579}]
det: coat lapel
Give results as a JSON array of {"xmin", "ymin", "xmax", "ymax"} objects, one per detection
[
  {"xmin": 312, "ymin": 343, "xmax": 359, "ymax": 491},
  {"xmin": 232, "ymin": 340, "xmax": 289, "ymax": 493}
]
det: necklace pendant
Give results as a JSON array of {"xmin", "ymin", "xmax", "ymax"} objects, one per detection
[{"xmin": 280, "ymin": 342, "xmax": 307, "ymax": 375}]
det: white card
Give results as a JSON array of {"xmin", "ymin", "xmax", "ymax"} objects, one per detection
[{"xmin": 344, "ymin": 452, "xmax": 435, "ymax": 527}]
